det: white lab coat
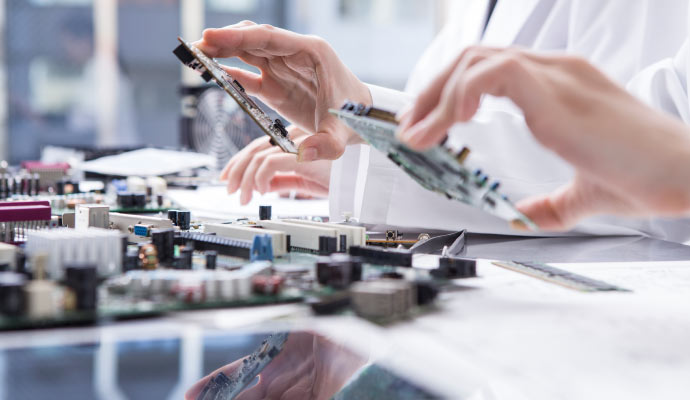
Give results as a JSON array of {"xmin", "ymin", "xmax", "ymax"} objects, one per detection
[{"xmin": 329, "ymin": 0, "xmax": 690, "ymax": 241}]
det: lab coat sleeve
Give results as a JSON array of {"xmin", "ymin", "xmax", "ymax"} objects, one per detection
[
  {"xmin": 626, "ymin": 40, "xmax": 690, "ymax": 123},
  {"xmin": 328, "ymin": 84, "xmax": 414, "ymax": 222}
]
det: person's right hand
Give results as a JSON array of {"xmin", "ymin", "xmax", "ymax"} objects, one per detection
[
  {"xmin": 195, "ymin": 21, "xmax": 372, "ymax": 162},
  {"xmin": 221, "ymin": 125, "xmax": 331, "ymax": 205}
]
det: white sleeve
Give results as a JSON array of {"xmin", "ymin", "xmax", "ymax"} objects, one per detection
[
  {"xmin": 627, "ymin": 39, "xmax": 690, "ymax": 123},
  {"xmin": 328, "ymin": 84, "xmax": 413, "ymax": 222}
]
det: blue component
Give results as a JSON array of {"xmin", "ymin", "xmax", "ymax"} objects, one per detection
[
  {"xmin": 250, "ymin": 234, "xmax": 274, "ymax": 261},
  {"xmin": 490, "ymin": 181, "xmax": 501, "ymax": 191},
  {"xmin": 111, "ymin": 179, "xmax": 128, "ymax": 193},
  {"xmin": 133, "ymin": 224, "xmax": 149, "ymax": 237},
  {"xmin": 474, "ymin": 169, "xmax": 482, "ymax": 177}
]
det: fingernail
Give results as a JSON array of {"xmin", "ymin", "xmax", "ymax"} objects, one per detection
[
  {"xmin": 298, "ymin": 147, "xmax": 318, "ymax": 162},
  {"xmin": 510, "ymin": 219, "xmax": 532, "ymax": 232}
]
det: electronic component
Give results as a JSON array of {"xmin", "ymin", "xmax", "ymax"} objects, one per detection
[
  {"xmin": 109, "ymin": 212, "xmax": 174, "ymax": 242},
  {"xmin": 0, "ymin": 272, "xmax": 26, "ymax": 316},
  {"xmin": 350, "ymin": 279, "xmax": 416, "ymax": 320},
  {"xmin": 151, "ymin": 228, "xmax": 175, "ymax": 266},
  {"xmin": 174, "ymin": 38, "xmax": 298, "ymax": 154},
  {"xmin": 0, "ymin": 200, "xmax": 52, "ymax": 243},
  {"xmin": 281, "ymin": 219, "xmax": 366, "ymax": 250},
  {"xmin": 75, "ymin": 204, "xmax": 110, "ymax": 230},
  {"xmin": 25, "ymin": 228, "xmax": 124, "ymax": 279},
  {"xmin": 0, "ymin": 242, "xmax": 17, "ymax": 269},
  {"xmin": 177, "ymin": 210, "xmax": 191, "ymax": 230},
  {"xmin": 349, "ymin": 245, "xmax": 413, "ymax": 267},
  {"xmin": 64, "ymin": 264, "xmax": 98, "ymax": 311},
  {"xmin": 316, "ymin": 254, "xmax": 362, "ymax": 289},
  {"xmin": 259, "ymin": 205, "xmax": 272, "ymax": 220},
  {"xmin": 251, "ymin": 274, "xmax": 284, "ymax": 295},
  {"xmin": 205, "ymin": 251, "xmax": 217, "ymax": 270},
  {"xmin": 168, "ymin": 209, "xmax": 179, "ymax": 226},
  {"xmin": 492, "ymin": 261, "xmax": 630, "ymax": 292},
  {"xmin": 176, "ymin": 232, "xmax": 252, "ymax": 259},
  {"xmin": 307, "ymin": 291, "xmax": 351, "ymax": 315},
  {"xmin": 431, "ymin": 257, "xmax": 477, "ymax": 279},
  {"xmin": 329, "ymin": 101, "xmax": 538, "ymax": 230},
  {"xmin": 259, "ymin": 220, "xmax": 338, "ymax": 252},
  {"xmin": 318, "ymin": 235, "xmax": 337, "ymax": 255},
  {"xmin": 203, "ymin": 223, "xmax": 288, "ymax": 256},
  {"xmin": 196, "ymin": 332, "xmax": 289, "ymax": 400},
  {"xmin": 250, "ymin": 234, "xmax": 274, "ymax": 262}
]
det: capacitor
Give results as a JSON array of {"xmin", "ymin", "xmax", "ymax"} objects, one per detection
[
  {"xmin": 31, "ymin": 173, "xmax": 40, "ymax": 196},
  {"xmin": 56, "ymin": 180, "xmax": 65, "ymax": 195},
  {"xmin": 177, "ymin": 210, "xmax": 191, "ymax": 230},
  {"xmin": 0, "ymin": 272, "xmax": 27, "ymax": 316},
  {"xmin": 64, "ymin": 264, "xmax": 98, "ymax": 311},
  {"xmin": 205, "ymin": 251, "xmax": 217, "ymax": 270},
  {"xmin": 167, "ymin": 209, "xmax": 179, "ymax": 226},
  {"xmin": 259, "ymin": 205, "xmax": 272, "ymax": 220}
]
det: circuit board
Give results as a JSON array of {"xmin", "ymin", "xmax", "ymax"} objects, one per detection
[
  {"xmin": 197, "ymin": 332, "xmax": 289, "ymax": 400},
  {"xmin": 329, "ymin": 102, "xmax": 537, "ymax": 230},
  {"xmin": 173, "ymin": 38, "xmax": 298, "ymax": 154},
  {"xmin": 492, "ymin": 261, "xmax": 630, "ymax": 292}
]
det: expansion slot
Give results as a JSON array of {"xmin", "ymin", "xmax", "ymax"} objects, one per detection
[
  {"xmin": 258, "ymin": 220, "xmax": 338, "ymax": 252},
  {"xmin": 203, "ymin": 223, "xmax": 288, "ymax": 256},
  {"xmin": 281, "ymin": 219, "xmax": 366, "ymax": 250}
]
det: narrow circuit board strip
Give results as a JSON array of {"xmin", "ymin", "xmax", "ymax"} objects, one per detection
[
  {"xmin": 197, "ymin": 332, "xmax": 289, "ymax": 400},
  {"xmin": 329, "ymin": 102, "xmax": 537, "ymax": 229},
  {"xmin": 174, "ymin": 38, "xmax": 297, "ymax": 154},
  {"xmin": 492, "ymin": 260, "xmax": 630, "ymax": 292}
]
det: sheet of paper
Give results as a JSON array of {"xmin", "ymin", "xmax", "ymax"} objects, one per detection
[
  {"xmin": 76, "ymin": 148, "xmax": 216, "ymax": 177},
  {"xmin": 167, "ymin": 185, "xmax": 330, "ymax": 220}
]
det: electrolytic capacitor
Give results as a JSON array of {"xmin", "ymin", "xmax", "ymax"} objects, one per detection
[
  {"xmin": 259, "ymin": 205, "xmax": 272, "ymax": 221},
  {"xmin": 167, "ymin": 209, "xmax": 179, "ymax": 226},
  {"xmin": 177, "ymin": 211, "xmax": 191, "ymax": 230}
]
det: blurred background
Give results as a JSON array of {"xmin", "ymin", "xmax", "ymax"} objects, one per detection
[{"xmin": 0, "ymin": 0, "xmax": 445, "ymax": 164}]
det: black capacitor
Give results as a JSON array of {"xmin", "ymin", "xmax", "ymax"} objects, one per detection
[
  {"xmin": 31, "ymin": 173, "xmax": 40, "ymax": 195},
  {"xmin": 179, "ymin": 247, "xmax": 193, "ymax": 269},
  {"xmin": 177, "ymin": 210, "xmax": 191, "ymax": 230},
  {"xmin": 11, "ymin": 177, "xmax": 19, "ymax": 195},
  {"xmin": 56, "ymin": 180, "xmax": 65, "ymax": 195},
  {"xmin": 339, "ymin": 234, "xmax": 347, "ymax": 253},
  {"xmin": 117, "ymin": 192, "xmax": 133, "ymax": 208},
  {"xmin": 123, "ymin": 247, "xmax": 140, "ymax": 272},
  {"xmin": 0, "ymin": 272, "xmax": 27, "ymax": 316},
  {"xmin": 318, "ymin": 236, "xmax": 337, "ymax": 256},
  {"xmin": 259, "ymin": 205, "xmax": 272, "ymax": 220},
  {"xmin": 205, "ymin": 251, "xmax": 217, "ymax": 270},
  {"xmin": 431, "ymin": 257, "xmax": 477, "ymax": 279},
  {"xmin": 167, "ymin": 209, "xmax": 179, "ymax": 226},
  {"xmin": 151, "ymin": 228, "xmax": 175, "ymax": 265},
  {"xmin": 64, "ymin": 264, "xmax": 98, "ymax": 311},
  {"xmin": 133, "ymin": 193, "xmax": 147, "ymax": 208},
  {"xmin": 0, "ymin": 174, "xmax": 8, "ymax": 199}
]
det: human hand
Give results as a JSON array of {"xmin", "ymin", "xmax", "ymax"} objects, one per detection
[
  {"xmin": 220, "ymin": 125, "xmax": 331, "ymax": 205},
  {"xmin": 397, "ymin": 46, "xmax": 690, "ymax": 230},
  {"xmin": 184, "ymin": 332, "xmax": 366, "ymax": 400},
  {"xmin": 196, "ymin": 21, "xmax": 371, "ymax": 161}
]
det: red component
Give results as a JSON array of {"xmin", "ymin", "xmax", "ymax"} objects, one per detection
[
  {"xmin": 252, "ymin": 275, "xmax": 285, "ymax": 295},
  {"xmin": 0, "ymin": 201, "xmax": 51, "ymax": 222},
  {"xmin": 20, "ymin": 161, "xmax": 70, "ymax": 173}
]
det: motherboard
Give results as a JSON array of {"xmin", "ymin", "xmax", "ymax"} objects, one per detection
[
  {"xmin": 173, "ymin": 38, "xmax": 298, "ymax": 154},
  {"xmin": 329, "ymin": 101, "xmax": 538, "ymax": 230}
]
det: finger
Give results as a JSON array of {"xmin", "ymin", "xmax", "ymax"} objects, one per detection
[
  {"xmin": 515, "ymin": 180, "xmax": 591, "ymax": 231},
  {"xmin": 234, "ymin": 379, "xmax": 267, "ymax": 400},
  {"xmin": 219, "ymin": 65, "xmax": 263, "ymax": 94},
  {"xmin": 184, "ymin": 358, "xmax": 245, "ymax": 400},
  {"xmin": 198, "ymin": 24, "xmax": 313, "ymax": 58},
  {"xmin": 269, "ymin": 175, "xmax": 329, "ymax": 197},
  {"xmin": 254, "ymin": 153, "xmax": 299, "ymax": 193},
  {"xmin": 297, "ymin": 118, "xmax": 347, "ymax": 161},
  {"xmin": 222, "ymin": 136, "xmax": 272, "ymax": 191},
  {"xmin": 239, "ymin": 146, "xmax": 278, "ymax": 205},
  {"xmin": 398, "ymin": 46, "xmax": 500, "ymax": 133},
  {"xmin": 402, "ymin": 52, "xmax": 535, "ymax": 150}
]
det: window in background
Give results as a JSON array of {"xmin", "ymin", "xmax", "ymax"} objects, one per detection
[{"xmin": 5, "ymin": 0, "xmax": 96, "ymax": 163}]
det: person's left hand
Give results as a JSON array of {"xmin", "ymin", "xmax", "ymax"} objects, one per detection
[
  {"xmin": 220, "ymin": 125, "xmax": 331, "ymax": 205},
  {"xmin": 185, "ymin": 332, "xmax": 366, "ymax": 400}
]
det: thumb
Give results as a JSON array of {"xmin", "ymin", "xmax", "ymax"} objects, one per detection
[
  {"xmin": 515, "ymin": 179, "xmax": 595, "ymax": 231},
  {"xmin": 297, "ymin": 132, "xmax": 346, "ymax": 162}
]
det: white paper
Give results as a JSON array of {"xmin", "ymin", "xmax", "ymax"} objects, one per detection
[{"xmin": 76, "ymin": 148, "xmax": 216, "ymax": 177}]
